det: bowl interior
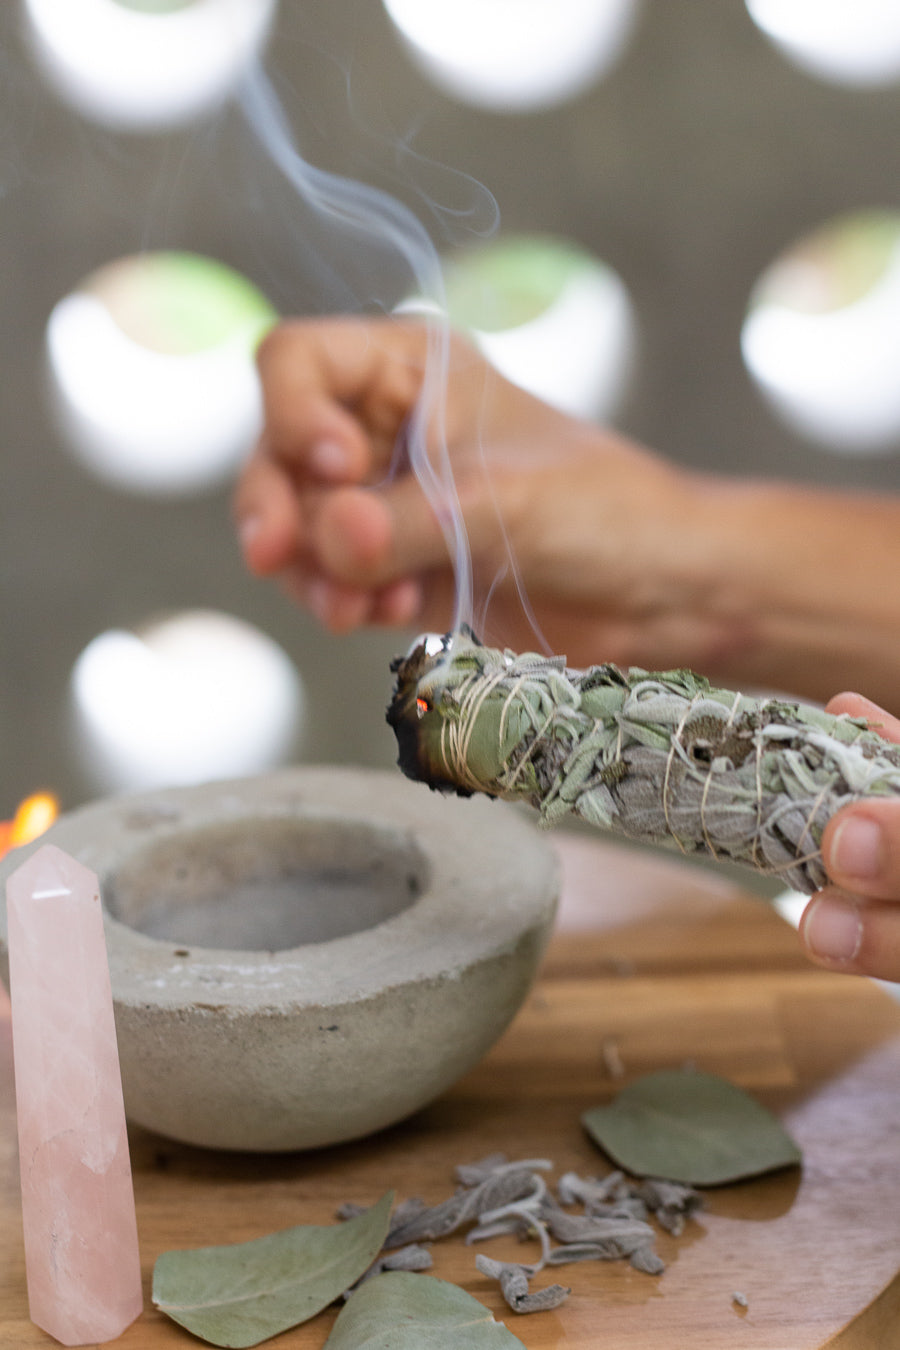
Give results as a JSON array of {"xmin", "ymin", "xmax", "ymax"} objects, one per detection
[{"xmin": 102, "ymin": 816, "xmax": 430, "ymax": 952}]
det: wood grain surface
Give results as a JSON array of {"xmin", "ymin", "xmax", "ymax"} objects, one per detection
[{"xmin": 2, "ymin": 831, "xmax": 899, "ymax": 1349}]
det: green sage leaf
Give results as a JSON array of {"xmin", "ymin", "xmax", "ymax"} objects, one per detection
[
  {"xmin": 152, "ymin": 1190, "xmax": 393, "ymax": 1349},
  {"xmin": 582, "ymin": 1070, "xmax": 802, "ymax": 1186},
  {"xmin": 324, "ymin": 1270, "xmax": 526, "ymax": 1349}
]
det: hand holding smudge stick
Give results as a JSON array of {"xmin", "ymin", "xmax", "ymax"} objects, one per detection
[{"xmin": 388, "ymin": 632, "xmax": 900, "ymax": 893}]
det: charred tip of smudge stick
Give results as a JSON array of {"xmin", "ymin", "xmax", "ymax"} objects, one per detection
[
  {"xmin": 387, "ymin": 632, "xmax": 474, "ymax": 797},
  {"xmin": 385, "ymin": 639, "xmax": 439, "ymax": 786}
]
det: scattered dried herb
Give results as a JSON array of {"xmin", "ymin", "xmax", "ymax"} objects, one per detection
[
  {"xmin": 582, "ymin": 1070, "xmax": 802, "ymax": 1185},
  {"xmin": 151, "ymin": 1150, "xmax": 712, "ymax": 1348},
  {"xmin": 629, "ymin": 1245, "xmax": 667, "ymax": 1276},
  {"xmin": 323, "ymin": 1270, "xmax": 527, "ymax": 1348},
  {"xmin": 340, "ymin": 1153, "xmax": 683, "ymax": 1316},
  {"xmin": 343, "ymin": 1243, "xmax": 433, "ymax": 1298},
  {"xmin": 389, "ymin": 632, "xmax": 900, "ymax": 893},
  {"xmin": 474, "ymin": 1256, "xmax": 571, "ymax": 1314},
  {"xmin": 151, "ymin": 1190, "xmax": 393, "ymax": 1349},
  {"xmin": 635, "ymin": 1177, "xmax": 705, "ymax": 1236},
  {"xmin": 380, "ymin": 1166, "xmax": 546, "ymax": 1248},
  {"xmin": 149, "ymin": 1098, "xmax": 786, "ymax": 1342}
]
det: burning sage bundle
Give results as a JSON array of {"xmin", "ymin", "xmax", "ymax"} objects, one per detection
[{"xmin": 388, "ymin": 632, "xmax": 900, "ymax": 894}]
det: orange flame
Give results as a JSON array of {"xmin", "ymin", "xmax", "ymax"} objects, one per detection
[{"xmin": 0, "ymin": 793, "xmax": 59, "ymax": 861}]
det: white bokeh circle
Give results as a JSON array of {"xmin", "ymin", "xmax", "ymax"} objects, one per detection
[
  {"xmin": 382, "ymin": 0, "xmax": 641, "ymax": 111},
  {"xmin": 46, "ymin": 252, "xmax": 276, "ymax": 495},
  {"xmin": 746, "ymin": 0, "xmax": 900, "ymax": 88},
  {"xmin": 23, "ymin": 0, "xmax": 277, "ymax": 130},
  {"xmin": 71, "ymin": 611, "xmax": 304, "ymax": 793},
  {"xmin": 742, "ymin": 211, "xmax": 900, "ymax": 453}
]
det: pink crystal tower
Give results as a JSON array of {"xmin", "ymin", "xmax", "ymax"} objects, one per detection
[{"xmin": 6, "ymin": 844, "xmax": 143, "ymax": 1345}]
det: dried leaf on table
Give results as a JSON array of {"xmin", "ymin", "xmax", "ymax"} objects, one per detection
[
  {"xmin": 474, "ymin": 1256, "xmax": 571, "ymax": 1314},
  {"xmin": 324, "ymin": 1270, "xmax": 527, "ymax": 1348},
  {"xmin": 151, "ymin": 1189, "xmax": 393, "ymax": 1348},
  {"xmin": 383, "ymin": 1166, "xmax": 542, "ymax": 1247},
  {"xmin": 582, "ymin": 1069, "xmax": 801, "ymax": 1185}
]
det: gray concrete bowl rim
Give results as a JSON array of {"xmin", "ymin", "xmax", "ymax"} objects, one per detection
[
  {"xmin": 1, "ymin": 766, "xmax": 557, "ymax": 1009},
  {"xmin": 0, "ymin": 766, "xmax": 559, "ymax": 1149}
]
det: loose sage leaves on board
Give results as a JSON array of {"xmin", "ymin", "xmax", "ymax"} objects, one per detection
[
  {"xmin": 582, "ymin": 1069, "xmax": 802, "ymax": 1185},
  {"xmin": 152, "ymin": 1189, "xmax": 393, "ymax": 1348},
  {"xmin": 324, "ymin": 1270, "xmax": 526, "ymax": 1349},
  {"xmin": 151, "ymin": 1072, "xmax": 801, "ymax": 1346}
]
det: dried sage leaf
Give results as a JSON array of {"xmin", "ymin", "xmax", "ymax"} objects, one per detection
[
  {"xmin": 629, "ymin": 1245, "xmax": 666, "ymax": 1276},
  {"xmin": 582, "ymin": 1070, "xmax": 801, "ymax": 1185},
  {"xmin": 474, "ymin": 1256, "xmax": 571, "ymax": 1314},
  {"xmin": 324, "ymin": 1270, "xmax": 526, "ymax": 1348},
  {"xmin": 384, "ymin": 1167, "xmax": 540, "ymax": 1247},
  {"xmin": 152, "ymin": 1190, "xmax": 393, "ymax": 1348},
  {"xmin": 344, "ymin": 1243, "xmax": 434, "ymax": 1298},
  {"xmin": 635, "ymin": 1177, "xmax": 704, "ymax": 1235}
]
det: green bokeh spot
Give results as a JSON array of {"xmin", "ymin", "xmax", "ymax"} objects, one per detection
[
  {"xmin": 756, "ymin": 209, "xmax": 900, "ymax": 315},
  {"xmin": 98, "ymin": 253, "xmax": 277, "ymax": 355},
  {"xmin": 443, "ymin": 235, "xmax": 603, "ymax": 333}
]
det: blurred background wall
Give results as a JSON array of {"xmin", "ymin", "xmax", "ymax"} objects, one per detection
[{"xmin": 1, "ymin": 0, "xmax": 899, "ymax": 823}]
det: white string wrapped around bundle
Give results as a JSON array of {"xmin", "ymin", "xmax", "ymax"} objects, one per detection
[{"xmin": 388, "ymin": 633, "xmax": 900, "ymax": 894}]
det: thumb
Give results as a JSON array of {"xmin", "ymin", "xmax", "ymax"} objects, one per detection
[
  {"xmin": 820, "ymin": 798, "xmax": 900, "ymax": 899},
  {"xmin": 312, "ymin": 475, "xmax": 489, "ymax": 588}
]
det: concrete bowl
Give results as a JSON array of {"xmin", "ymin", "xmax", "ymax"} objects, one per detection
[{"xmin": 0, "ymin": 767, "xmax": 559, "ymax": 1151}]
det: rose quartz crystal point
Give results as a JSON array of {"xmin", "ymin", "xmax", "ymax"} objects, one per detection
[{"xmin": 6, "ymin": 844, "xmax": 143, "ymax": 1345}]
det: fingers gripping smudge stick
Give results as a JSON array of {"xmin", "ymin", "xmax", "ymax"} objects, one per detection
[{"xmin": 387, "ymin": 632, "xmax": 900, "ymax": 894}]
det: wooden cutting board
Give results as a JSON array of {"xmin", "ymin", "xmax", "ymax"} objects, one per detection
[{"xmin": 1, "ymin": 831, "xmax": 899, "ymax": 1349}]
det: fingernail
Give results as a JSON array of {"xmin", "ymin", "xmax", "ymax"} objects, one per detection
[
  {"xmin": 238, "ymin": 515, "xmax": 261, "ymax": 553},
  {"xmin": 831, "ymin": 816, "xmax": 883, "ymax": 881},
  {"xmin": 803, "ymin": 895, "xmax": 862, "ymax": 964},
  {"xmin": 310, "ymin": 439, "xmax": 351, "ymax": 479},
  {"xmin": 306, "ymin": 578, "xmax": 332, "ymax": 624}
]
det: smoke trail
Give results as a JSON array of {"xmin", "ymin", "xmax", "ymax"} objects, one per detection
[{"xmin": 239, "ymin": 63, "xmax": 485, "ymax": 639}]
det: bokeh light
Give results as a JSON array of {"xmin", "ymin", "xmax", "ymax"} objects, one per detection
[
  {"xmin": 23, "ymin": 0, "xmax": 277, "ymax": 130},
  {"xmin": 746, "ymin": 0, "xmax": 900, "ymax": 88},
  {"xmin": 46, "ymin": 252, "xmax": 276, "ymax": 495},
  {"xmin": 742, "ymin": 210, "xmax": 900, "ymax": 453},
  {"xmin": 71, "ymin": 610, "xmax": 304, "ymax": 793},
  {"xmin": 0, "ymin": 794, "xmax": 59, "ymax": 863},
  {"xmin": 431, "ymin": 234, "xmax": 635, "ymax": 420},
  {"xmin": 381, "ymin": 0, "xmax": 641, "ymax": 111}
]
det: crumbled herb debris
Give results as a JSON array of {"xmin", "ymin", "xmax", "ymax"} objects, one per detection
[
  {"xmin": 153, "ymin": 1073, "xmax": 795, "ymax": 1343},
  {"xmin": 474, "ymin": 1256, "xmax": 571, "ymax": 1314},
  {"xmin": 338, "ymin": 1152, "xmax": 705, "ymax": 1317}
]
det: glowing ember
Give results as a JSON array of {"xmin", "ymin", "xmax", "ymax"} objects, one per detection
[{"xmin": 0, "ymin": 794, "xmax": 59, "ymax": 861}]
